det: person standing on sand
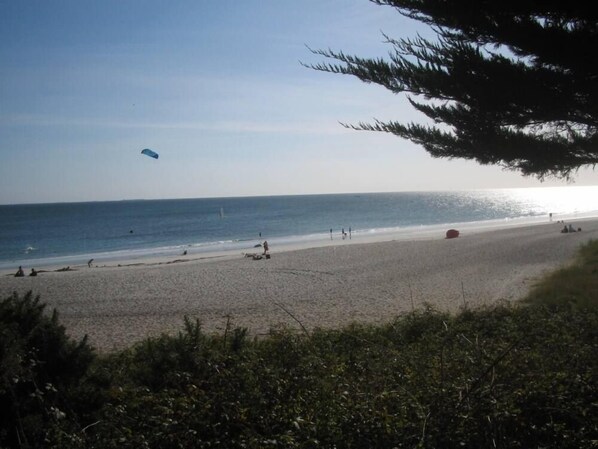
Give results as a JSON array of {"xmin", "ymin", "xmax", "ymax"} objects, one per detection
[{"xmin": 263, "ymin": 240, "xmax": 269, "ymax": 255}]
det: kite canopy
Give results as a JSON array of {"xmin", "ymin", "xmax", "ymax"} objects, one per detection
[{"xmin": 141, "ymin": 148, "xmax": 159, "ymax": 159}]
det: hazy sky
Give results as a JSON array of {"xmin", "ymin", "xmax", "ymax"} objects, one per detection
[{"xmin": 1, "ymin": 0, "xmax": 596, "ymax": 204}]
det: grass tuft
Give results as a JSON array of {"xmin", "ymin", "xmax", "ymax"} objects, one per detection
[{"xmin": 525, "ymin": 239, "xmax": 598, "ymax": 310}]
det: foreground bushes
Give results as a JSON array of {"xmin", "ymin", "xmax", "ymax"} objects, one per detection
[
  {"xmin": 1, "ymin": 240, "xmax": 597, "ymax": 448},
  {"xmin": 80, "ymin": 304, "xmax": 595, "ymax": 449},
  {"xmin": 0, "ymin": 291, "xmax": 95, "ymax": 448}
]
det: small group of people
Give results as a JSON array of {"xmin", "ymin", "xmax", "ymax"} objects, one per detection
[
  {"xmin": 561, "ymin": 223, "xmax": 581, "ymax": 233},
  {"xmin": 246, "ymin": 240, "xmax": 270, "ymax": 260},
  {"xmin": 330, "ymin": 227, "xmax": 352, "ymax": 240},
  {"xmin": 14, "ymin": 266, "xmax": 37, "ymax": 277}
]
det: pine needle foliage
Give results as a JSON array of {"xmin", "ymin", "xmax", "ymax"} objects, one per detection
[{"xmin": 307, "ymin": 0, "xmax": 598, "ymax": 178}]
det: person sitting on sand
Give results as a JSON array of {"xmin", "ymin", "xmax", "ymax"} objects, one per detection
[
  {"xmin": 30, "ymin": 268, "xmax": 37, "ymax": 276},
  {"xmin": 15, "ymin": 266, "xmax": 24, "ymax": 277},
  {"xmin": 561, "ymin": 225, "xmax": 569, "ymax": 233}
]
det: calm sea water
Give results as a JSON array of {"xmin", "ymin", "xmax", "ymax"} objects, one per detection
[{"xmin": 1, "ymin": 187, "xmax": 597, "ymax": 269}]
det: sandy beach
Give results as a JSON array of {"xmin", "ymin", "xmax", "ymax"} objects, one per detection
[{"xmin": 2, "ymin": 219, "xmax": 597, "ymax": 352}]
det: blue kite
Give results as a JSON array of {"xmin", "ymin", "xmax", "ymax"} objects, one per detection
[{"xmin": 141, "ymin": 148, "xmax": 159, "ymax": 159}]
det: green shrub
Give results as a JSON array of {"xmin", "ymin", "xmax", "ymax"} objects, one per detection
[
  {"xmin": 73, "ymin": 302, "xmax": 596, "ymax": 449},
  {"xmin": 0, "ymin": 291, "xmax": 95, "ymax": 448},
  {"xmin": 3, "ymin": 241, "xmax": 597, "ymax": 448}
]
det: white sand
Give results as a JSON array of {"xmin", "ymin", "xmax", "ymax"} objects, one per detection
[{"xmin": 1, "ymin": 219, "xmax": 596, "ymax": 352}]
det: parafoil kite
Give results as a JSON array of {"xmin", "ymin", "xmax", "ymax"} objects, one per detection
[{"xmin": 141, "ymin": 148, "xmax": 159, "ymax": 159}]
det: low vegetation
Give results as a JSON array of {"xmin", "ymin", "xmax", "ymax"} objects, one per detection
[{"xmin": 1, "ymin": 241, "xmax": 597, "ymax": 448}]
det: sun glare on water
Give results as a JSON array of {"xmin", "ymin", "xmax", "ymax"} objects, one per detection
[{"xmin": 503, "ymin": 186, "xmax": 598, "ymax": 217}]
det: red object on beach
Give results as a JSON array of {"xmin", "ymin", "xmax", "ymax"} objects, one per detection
[{"xmin": 446, "ymin": 229, "xmax": 460, "ymax": 239}]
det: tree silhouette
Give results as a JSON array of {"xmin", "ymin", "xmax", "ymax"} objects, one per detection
[{"xmin": 308, "ymin": 0, "xmax": 598, "ymax": 178}]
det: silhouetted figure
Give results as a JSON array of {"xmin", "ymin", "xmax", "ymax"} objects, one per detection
[
  {"xmin": 29, "ymin": 268, "xmax": 37, "ymax": 277},
  {"xmin": 15, "ymin": 266, "xmax": 24, "ymax": 277}
]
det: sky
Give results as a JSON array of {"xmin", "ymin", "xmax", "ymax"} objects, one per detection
[{"xmin": 1, "ymin": 0, "xmax": 596, "ymax": 204}]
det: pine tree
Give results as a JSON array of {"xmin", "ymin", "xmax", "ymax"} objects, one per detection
[{"xmin": 308, "ymin": 0, "xmax": 598, "ymax": 178}]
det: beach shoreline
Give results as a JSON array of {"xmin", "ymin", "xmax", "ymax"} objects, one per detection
[
  {"xmin": 3, "ymin": 212, "xmax": 595, "ymax": 275},
  {"xmin": 2, "ymin": 218, "xmax": 597, "ymax": 352}
]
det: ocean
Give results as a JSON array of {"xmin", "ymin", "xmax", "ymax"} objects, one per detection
[{"xmin": 1, "ymin": 187, "xmax": 597, "ymax": 269}]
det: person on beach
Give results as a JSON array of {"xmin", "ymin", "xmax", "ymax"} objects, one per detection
[
  {"xmin": 15, "ymin": 266, "xmax": 24, "ymax": 277},
  {"xmin": 330, "ymin": 229, "xmax": 333, "ymax": 240},
  {"xmin": 263, "ymin": 240, "xmax": 269, "ymax": 255},
  {"xmin": 29, "ymin": 268, "xmax": 37, "ymax": 276},
  {"xmin": 88, "ymin": 258, "xmax": 94, "ymax": 268}
]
